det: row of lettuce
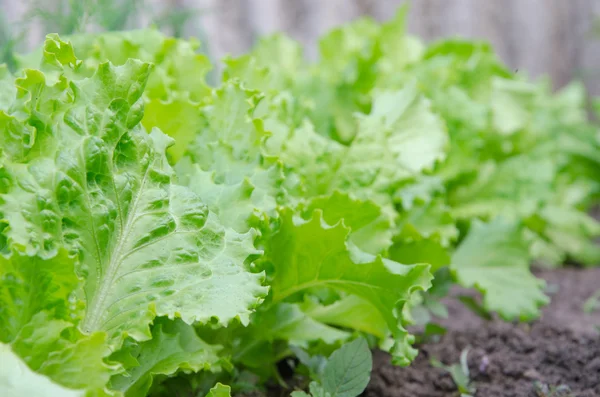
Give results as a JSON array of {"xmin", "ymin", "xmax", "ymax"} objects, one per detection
[{"xmin": 1, "ymin": 8, "xmax": 599, "ymax": 397}]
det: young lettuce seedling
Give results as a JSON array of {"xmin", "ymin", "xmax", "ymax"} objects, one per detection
[{"xmin": 431, "ymin": 348, "xmax": 476, "ymax": 397}]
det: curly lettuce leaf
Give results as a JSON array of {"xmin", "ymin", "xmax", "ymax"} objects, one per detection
[
  {"xmin": 396, "ymin": 199, "xmax": 458, "ymax": 247},
  {"xmin": 1, "ymin": 35, "xmax": 267, "ymax": 394},
  {"xmin": 109, "ymin": 319, "xmax": 224, "ymax": 397},
  {"xmin": 4, "ymin": 61, "xmax": 265, "ymax": 340},
  {"xmin": 21, "ymin": 29, "xmax": 213, "ymax": 102},
  {"xmin": 0, "ymin": 249, "xmax": 117, "ymax": 395},
  {"xmin": 449, "ymin": 155, "xmax": 557, "ymax": 220},
  {"xmin": 20, "ymin": 330, "xmax": 116, "ymax": 394},
  {"xmin": 267, "ymin": 209, "xmax": 432, "ymax": 365},
  {"xmin": 16, "ymin": 29, "xmax": 212, "ymax": 161},
  {"xmin": 333, "ymin": 83, "xmax": 447, "ymax": 203},
  {"xmin": 73, "ymin": 30, "xmax": 212, "ymax": 162},
  {"xmin": 451, "ymin": 218, "xmax": 549, "ymax": 320},
  {"xmin": 223, "ymin": 34, "xmax": 304, "ymax": 94},
  {"xmin": 175, "ymin": 81, "xmax": 287, "ymax": 232},
  {"xmin": 299, "ymin": 191, "xmax": 393, "ymax": 255},
  {"xmin": 177, "ymin": 160, "xmax": 279, "ymax": 233},
  {"xmin": 262, "ymin": 83, "xmax": 446, "ymax": 212},
  {"xmin": 264, "ymin": 119, "xmax": 345, "ymax": 198}
]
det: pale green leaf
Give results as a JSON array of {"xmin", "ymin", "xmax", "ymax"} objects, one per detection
[
  {"xmin": 1, "ymin": 37, "xmax": 267, "ymax": 345},
  {"xmin": 7, "ymin": 312, "xmax": 117, "ymax": 395},
  {"xmin": 223, "ymin": 34, "xmax": 304, "ymax": 93},
  {"xmin": 396, "ymin": 199, "xmax": 458, "ymax": 247},
  {"xmin": 35, "ymin": 332, "xmax": 116, "ymax": 392},
  {"xmin": 394, "ymin": 175, "xmax": 445, "ymax": 211},
  {"xmin": 377, "ymin": 6, "xmax": 424, "ymax": 73},
  {"xmin": 539, "ymin": 205, "xmax": 600, "ymax": 265},
  {"xmin": 265, "ymin": 119, "xmax": 345, "ymax": 198},
  {"xmin": 65, "ymin": 29, "xmax": 212, "ymax": 102},
  {"xmin": 335, "ymin": 83, "xmax": 447, "ymax": 199},
  {"xmin": 451, "ymin": 219, "xmax": 549, "ymax": 320},
  {"xmin": 450, "ymin": 155, "xmax": 557, "ymax": 220},
  {"xmin": 300, "ymin": 191, "xmax": 393, "ymax": 254},
  {"xmin": 177, "ymin": 158, "xmax": 284, "ymax": 233},
  {"xmin": 0, "ymin": 344, "xmax": 85, "ymax": 397},
  {"xmin": 142, "ymin": 95, "xmax": 202, "ymax": 162},
  {"xmin": 489, "ymin": 78, "xmax": 537, "ymax": 135},
  {"xmin": 185, "ymin": 81, "xmax": 267, "ymax": 183}
]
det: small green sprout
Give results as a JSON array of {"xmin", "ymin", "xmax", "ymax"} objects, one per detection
[{"xmin": 431, "ymin": 348, "xmax": 476, "ymax": 397}]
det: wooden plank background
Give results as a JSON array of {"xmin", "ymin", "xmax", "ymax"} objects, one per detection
[{"xmin": 2, "ymin": 0, "xmax": 600, "ymax": 95}]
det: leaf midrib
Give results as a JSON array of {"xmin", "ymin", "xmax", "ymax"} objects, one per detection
[{"xmin": 81, "ymin": 151, "xmax": 153, "ymax": 333}]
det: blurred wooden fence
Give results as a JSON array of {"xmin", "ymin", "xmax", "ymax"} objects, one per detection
[{"xmin": 2, "ymin": 0, "xmax": 600, "ymax": 94}]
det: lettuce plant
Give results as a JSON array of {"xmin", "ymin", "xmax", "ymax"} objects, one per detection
[
  {"xmin": 0, "ymin": 35, "xmax": 266, "ymax": 396},
  {"xmin": 1, "ymin": 6, "xmax": 599, "ymax": 397}
]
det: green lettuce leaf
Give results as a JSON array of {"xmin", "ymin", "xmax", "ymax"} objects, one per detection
[
  {"xmin": 3, "ymin": 7, "xmax": 599, "ymax": 394},
  {"xmin": 0, "ymin": 344, "xmax": 86, "ymax": 397},
  {"xmin": 537, "ymin": 205, "xmax": 600, "ymax": 265},
  {"xmin": 0, "ymin": 249, "xmax": 78, "ymax": 341},
  {"xmin": 109, "ymin": 319, "xmax": 224, "ymax": 397},
  {"xmin": 333, "ymin": 83, "xmax": 447, "ymax": 204},
  {"xmin": 300, "ymin": 296, "xmax": 388, "ymax": 339},
  {"xmin": 205, "ymin": 383, "xmax": 232, "ymax": 397},
  {"xmin": 1, "ymin": 35, "xmax": 266, "ymax": 394},
  {"xmin": 16, "ymin": 29, "xmax": 212, "ymax": 161},
  {"xmin": 0, "ymin": 249, "xmax": 116, "ymax": 395},
  {"xmin": 299, "ymin": 191, "xmax": 393, "ymax": 255},
  {"xmin": 234, "ymin": 303, "xmax": 350, "ymax": 371},
  {"xmin": 262, "ymin": 82, "xmax": 446, "ymax": 212},
  {"xmin": 223, "ymin": 34, "xmax": 304, "ymax": 94},
  {"xmin": 451, "ymin": 218, "xmax": 549, "ymax": 320},
  {"xmin": 267, "ymin": 209, "xmax": 432, "ymax": 365}
]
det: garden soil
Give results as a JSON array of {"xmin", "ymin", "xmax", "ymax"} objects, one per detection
[{"xmin": 364, "ymin": 267, "xmax": 600, "ymax": 397}]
